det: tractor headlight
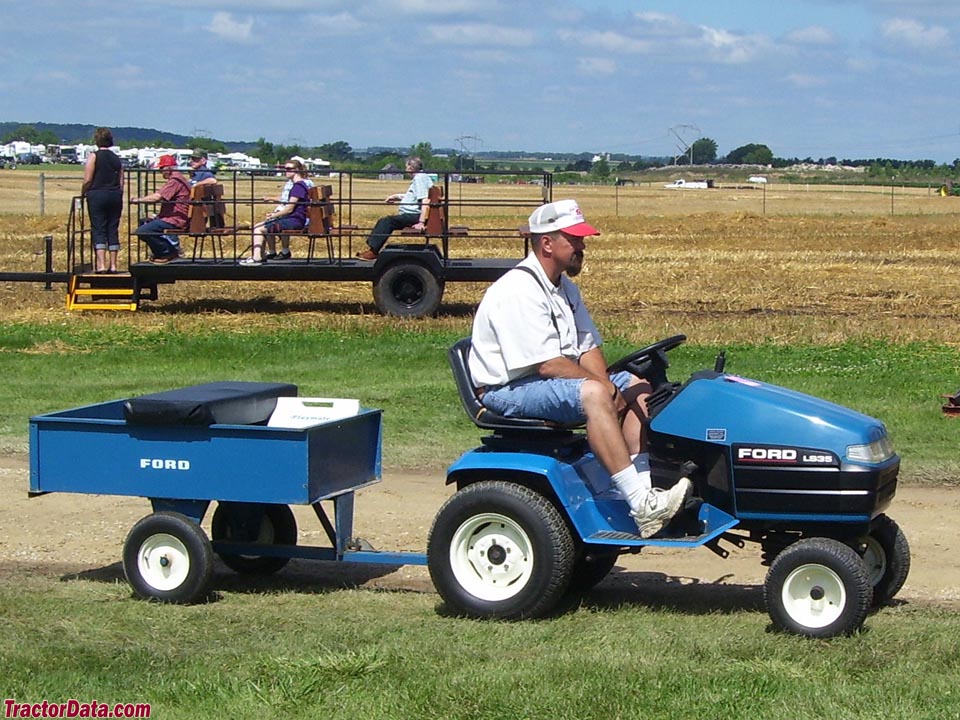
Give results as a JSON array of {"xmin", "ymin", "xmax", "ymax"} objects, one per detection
[{"xmin": 846, "ymin": 435, "xmax": 895, "ymax": 463}]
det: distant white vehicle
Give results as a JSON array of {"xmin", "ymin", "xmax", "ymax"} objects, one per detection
[
  {"xmin": 748, "ymin": 176, "xmax": 768, "ymax": 183},
  {"xmin": 664, "ymin": 178, "xmax": 712, "ymax": 189}
]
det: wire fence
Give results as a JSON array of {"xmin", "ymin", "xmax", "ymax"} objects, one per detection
[{"xmin": 2, "ymin": 171, "xmax": 959, "ymax": 219}]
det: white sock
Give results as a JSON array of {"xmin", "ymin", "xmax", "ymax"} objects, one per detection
[
  {"xmin": 632, "ymin": 452, "xmax": 650, "ymax": 473},
  {"xmin": 610, "ymin": 465, "xmax": 652, "ymax": 513}
]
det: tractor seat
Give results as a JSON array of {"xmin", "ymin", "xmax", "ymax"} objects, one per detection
[{"xmin": 447, "ymin": 338, "xmax": 578, "ymax": 433}]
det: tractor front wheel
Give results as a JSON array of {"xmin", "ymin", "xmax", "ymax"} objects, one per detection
[
  {"xmin": 764, "ymin": 537, "xmax": 872, "ymax": 638},
  {"xmin": 860, "ymin": 514, "xmax": 910, "ymax": 606}
]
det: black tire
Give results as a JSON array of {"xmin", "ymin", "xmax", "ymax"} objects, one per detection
[
  {"xmin": 122, "ymin": 512, "xmax": 214, "ymax": 604},
  {"xmin": 764, "ymin": 537, "xmax": 872, "ymax": 638},
  {"xmin": 211, "ymin": 502, "xmax": 297, "ymax": 575},
  {"xmin": 860, "ymin": 514, "xmax": 910, "ymax": 606},
  {"xmin": 427, "ymin": 481, "xmax": 575, "ymax": 619},
  {"xmin": 567, "ymin": 546, "xmax": 619, "ymax": 595},
  {"xmin": 373, "ymin": 261, "xmax": 443, "ymax": 317}
]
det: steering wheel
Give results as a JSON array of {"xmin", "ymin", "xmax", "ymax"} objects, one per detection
[{"xmin": 606, "ymin": 334, "xmax": 686, "ymax": 382}]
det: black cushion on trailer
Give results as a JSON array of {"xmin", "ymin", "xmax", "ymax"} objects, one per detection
[{"xmin": 122, "ymin": 381, "xmax": 298, "ymax": 426}]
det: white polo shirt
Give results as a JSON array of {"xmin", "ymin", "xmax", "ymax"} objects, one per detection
[{"xmin": 469, "ymin": 253, "xmax": 602, "ymax": 387}]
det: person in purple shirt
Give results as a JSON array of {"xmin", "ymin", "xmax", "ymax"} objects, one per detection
[{"xmin": 241, "ymin": 159, "xmax": 310, "ymax": 265}]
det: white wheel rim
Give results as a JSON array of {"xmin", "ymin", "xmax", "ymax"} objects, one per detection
[
  {"xmin": 137, "ymin": 532, "xmax": 191, "ymax": 591},
  {"xmin": 449, "ymin": 512, "xmax": 533, "ymax": 602},
  {"xmin": 862, "ymin": 536, "xmax": 887, "ymax": 587},
  {"xmin": 781, "ymin": 563, "xmax": 847, "ymax": 629}
]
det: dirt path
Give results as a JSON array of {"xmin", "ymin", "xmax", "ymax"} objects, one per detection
[{"xmin": 2, "ymin": 453, "xmax": 957, "ymax": 607}]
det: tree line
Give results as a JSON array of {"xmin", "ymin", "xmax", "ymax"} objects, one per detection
[{"xmin": 4, "ymin": 124, "xmax": 959, "ymax": 181}]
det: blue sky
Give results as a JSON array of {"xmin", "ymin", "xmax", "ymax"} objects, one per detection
[{"xmin": 3, "ymin": 0, "xmax": 960, "ymax": 161}]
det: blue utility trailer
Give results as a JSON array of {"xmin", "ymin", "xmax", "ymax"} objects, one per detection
[{"xmin": 29, "ymin": 382, "xmax": 426, "ymax": 603}]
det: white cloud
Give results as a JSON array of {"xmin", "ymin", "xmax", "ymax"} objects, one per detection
[
  {"xmin": 425, "ymin": 23, "xmax": 533, "ymax": 47},
  {"xmin": 391, "ymin": 0, "xmax": 490, "ymax": 13},
  {"xmin": 784, "ymin": 25, "xmax": 837, "ymax": 47},
  {"xmin": 207, "ymin": 12, "xmax": 254, "ymax": 42},
  {"xmin": 785, "ymin": 72, "xmax": 827, "ymax": 89},
  {"xmin": 578, "ymin": 57, "xmax": 617, "ymax": 75},
  {"xmin": 880, "ymin": 18, "xmax": 949, "ymax": 49},
  {"xmin": 697, "ymin": 26, "xmax": 771, "ymax": 64},
  {"xmin": 574, "ymin": 30, "xmax": 650, "ymax": 54}
]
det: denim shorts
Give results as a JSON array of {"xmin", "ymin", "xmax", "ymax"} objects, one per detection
[
  {"xmin": 265, "ymin": 216, "xmax": 304, "ymax": 234},
  {"xmin": 481, "ymin": 371, "xmax": 634, "ymax": 425}
]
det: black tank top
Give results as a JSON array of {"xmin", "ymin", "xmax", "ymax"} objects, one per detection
[{"xmin": 88, "ymin": 149, "xmax": 122, "ymax": 192}]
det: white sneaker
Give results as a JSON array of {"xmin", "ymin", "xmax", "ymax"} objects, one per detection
[
  {"xmin": 631, "ymin": 478, "xmax": 693, "ymax": 539},
  {"xmin": 239, "ymin": 256, "xmax": 263, "ymax": 266}
]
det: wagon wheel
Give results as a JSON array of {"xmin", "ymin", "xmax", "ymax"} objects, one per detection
[
  {"xmin": 122, "ymin": 512, "xmax": 213, "ymax": 604},
  {"xmin": 373, "ymin": 261, "xmax": 444, "ymax": 318},
  {"xmin": 860, "ymin": 514, "xmax": 911, "ymax": 606},
  {"xmin": 211, "ymin": 502, "xmax": 297, "ymax": 575},
  {"xmin": 427, "ymin": 481, "xmax": 575, "ymax": 620},
  {"xmin": 764, "ymin": 537, "xmax": 872, "ymax": 638}
]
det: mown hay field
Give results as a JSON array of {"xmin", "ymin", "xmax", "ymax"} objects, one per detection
[{"xmin": 1, "ymin": 169, "xmax": 959, "ymax": 345}]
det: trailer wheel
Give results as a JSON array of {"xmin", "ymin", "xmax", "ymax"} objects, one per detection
[
  {"xmin": 860, "ymin": 514, "xmax": 910, "ymax": 606},
  {"xmin": 373, "ymin": 262, "xmax": 443, "ymax": 317},
  {"xmin": 211, "ymin": 502, "xmax": 297, "ymax": 575},
  {"xmin": 567, "ymin": 547, "xmax": 619, "ymax": 594},
  {"xmin": 427, "ymin": 481, "xmax": 575, "ymax": 619},
  {"xmin": 123, "ymin": 512, "xmax": 213, "ymax": 604},
  {"xmin": 765, "ymin": 537, "xmax": 872, "ymax": 638}
]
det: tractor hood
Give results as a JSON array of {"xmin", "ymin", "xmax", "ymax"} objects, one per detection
[{"xmin": 651, "ymin": 373, "xmax": 890, "ymax": 461}]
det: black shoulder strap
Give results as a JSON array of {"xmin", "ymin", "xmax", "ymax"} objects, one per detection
[{"xmin": 512, "ymin": 265, "xmax": 560, "ymax": 337}]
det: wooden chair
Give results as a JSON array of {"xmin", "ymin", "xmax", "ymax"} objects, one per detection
[
  {"xmin": 162, "ymin": 185, "xmax": 212, "ymax": 260},
  {"xmin": 272, "ymin": 185, "xmax": 337, "ymax": 262},
  {"xmin": 400, "ymin": 186, "xmax": 469, "ymax": 239}
]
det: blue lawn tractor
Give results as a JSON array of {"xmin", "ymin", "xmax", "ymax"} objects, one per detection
[{"xmin": 429, "ymin": 336, "xmax": 909, "ymax": 638}]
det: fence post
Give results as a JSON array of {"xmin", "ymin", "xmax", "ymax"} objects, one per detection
[
  {"xmin": 39, "ymin": 173, "xmax": 45, "ymax": 216},
  {"xmin": 44, "ymin": 235, "xmax": 53, "ymax": 290}
]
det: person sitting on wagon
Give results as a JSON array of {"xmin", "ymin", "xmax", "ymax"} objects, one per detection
[
  {"xmin": 468, "ymin": 199, "xmax": 692, "ymax": 538},
  {"xmin": 240, "ymin": 159, "xmax": 311, "ymax": 266},
  {"xmin": 356, "ymin": 156, "xmax": 431, "ymax": 261},
  {"xmin": 130, "ymin": 154, "xmax": 191, "ymax": 264},
  {"xmin": 188, "ymin": 149, "xmax": 218, "ymax": 188}
]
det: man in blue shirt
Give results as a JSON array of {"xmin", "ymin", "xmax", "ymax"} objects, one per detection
[{"xmin": 188, "ymin": 149, "xmax": 217, "ymax": 187}]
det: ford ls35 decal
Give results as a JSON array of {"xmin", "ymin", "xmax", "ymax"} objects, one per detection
[{"xmin": 733, "ymin": 445, "xmax": 839, "ymax": 467}]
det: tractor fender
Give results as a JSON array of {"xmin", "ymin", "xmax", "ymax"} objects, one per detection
[{"xmin": 446, "ymin": 449, "xmax": 597, "ymax": 539}]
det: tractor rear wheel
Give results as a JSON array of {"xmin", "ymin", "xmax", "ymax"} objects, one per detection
[{"xmin": 427, "ymin": 481, "xmax": 575, "ymax": 619}]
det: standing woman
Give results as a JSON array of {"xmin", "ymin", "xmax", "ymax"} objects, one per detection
[{"xmin": 82, "ymin": 127, "xmax": 123, "ymax": 273}]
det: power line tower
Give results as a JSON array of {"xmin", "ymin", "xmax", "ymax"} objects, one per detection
[
  {"xmin": 669, "ymin": 124, "xmax": 701, "ymax": 166},
  {"xmin": 455, "ymin": 134, "xmax": 482, "ymax": 172}
]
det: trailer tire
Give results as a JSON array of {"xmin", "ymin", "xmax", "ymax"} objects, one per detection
[
  {"xmin": 427, "ymin": 481, "xmax": 575, "ymax": 619},
  {"xmin": 123, "ymin": 512, "xmax": 213, "ymax": 604},
  {"xmin": 765, "ymin": 537, "xmax": 872, "ymax": 638},
  {"xmin": 211, "ymin": 502, "xmax": 297, "ymax": 575},
  {"xmin": 860, "ymin": 514, "xmax": 910, "ymax": 606},
  {"xmin": 373, "ymin": 261, "xmax": 443, "ymax": 317}
]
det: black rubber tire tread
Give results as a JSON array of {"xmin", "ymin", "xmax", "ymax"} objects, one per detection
[
  {"xmin": 373, "ymin": 262, "xmax": 443, "ymax": 317},
  {"xmin": 427, "ymin": 480, "xmax": 575, "ymax": 620},
  {"xmin": 764, "ymin": 537, "xmax": 872, "ymax": 638},
  {"xmin": 863, "ymin": 514, "xmax": 911, "ymax": 606},
  {"xmin": 211, "ymin": 502, "xmax": 297, "ymax": 575},
  {"xmin": 567, "ymin": 546, "xmax": 620, "ymax": 595},
  {"xmin": 122, "ymin": 511, "xmax": 213, "ymax": 604}
]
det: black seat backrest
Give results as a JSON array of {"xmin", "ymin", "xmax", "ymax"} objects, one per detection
[{"xmin": 447, "ymin": 338, "xmax": 564, "ymax": 431}]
